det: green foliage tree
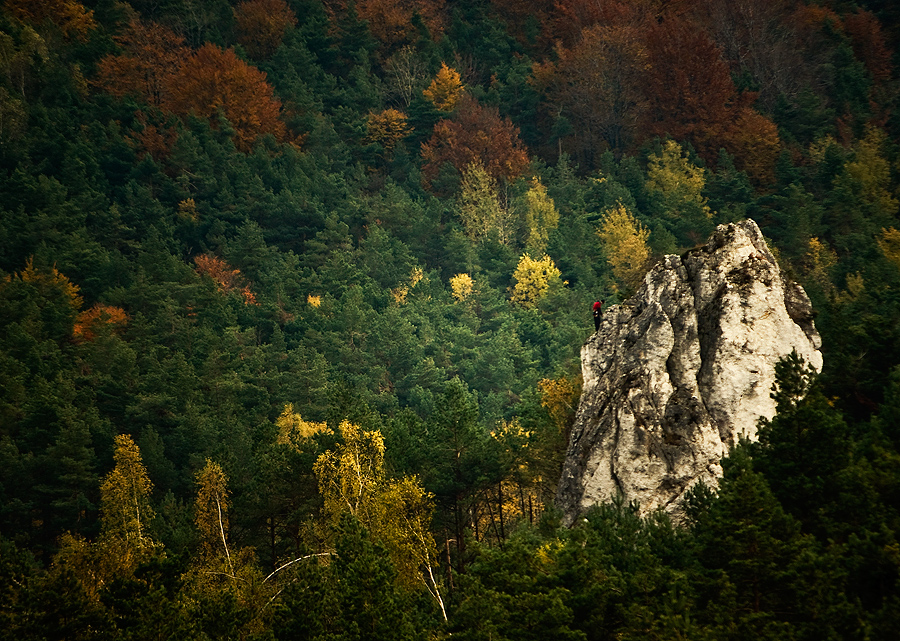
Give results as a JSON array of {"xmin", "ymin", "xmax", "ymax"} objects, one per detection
[{"xmin": 646, "ymin": 140, "xmax": 713, "ymax": 244}]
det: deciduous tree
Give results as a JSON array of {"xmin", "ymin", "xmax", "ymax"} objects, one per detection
[
  {"xmin": 596, "ymin": 201, "xmax": 651, "ymax": 291},
  {"xmin": 100, "ymin": 435, "xmax": 155, "ymax": 553},
  {"xmin": 363, "ymin": 108, "xmax": 412, "ymax": 151},
  {"xmin": 533, "ymin": 22, "xmax": 649, "ymax": 164},
  {"xmin": 233, "ymin": 0, "xmax": 297, "ymax": 60},
  {"xmin": 72, "ymin": 304, "xmax": 127, "ymax": 343},
  {"xmin": 422, "ymin": 62, "xmax": 463, "ymax": 112},
  {"xmin": 450, "ymin": 272, "xmax": 475, "ymax": 303},
  {"xmin": 510, "ymin": 253, "xmax": 564, "ymax": 308},
  {"xmin": 421, "ymin": 95, "xmax": 529, "ymax": 190},
  {"xmin": 521, "ymin": 178, "xmax": 559, "ymax": 255},
  {"xmin": 326, "ymin": 0, "xmax": 445, "ymax": 50},
  {"xmin": 646, "ymin": 140, "xmax": 713, "ymax": 243},
  {"xmin": 878, "ymin": 228, "xmax": 900, "ymax": 271},
  {"xmin": 166, "ymin": 44, "xmax": 287, "ymax": 152},
  {"xmin": 4, "ymin": 0, "xmax": 96, "ymax": 41},
  {"xmin": 194, "ymin": 255, "xmax": 257, "ymax": 305},
  {"xmin": 93, "ymin": 19, "xmax": 188, "ymax": 108},
  {"xmin": 314, "ymin": 420, "xmax": 444, "ymax": 615},
  {"xmin": 457, "ymin": 162, "xmax": 511, "ymax": 243}
]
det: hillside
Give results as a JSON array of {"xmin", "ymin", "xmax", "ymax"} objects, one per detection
[{"xmin": 1, "ymin": 1, "xmax": 900, "ymax": 638}]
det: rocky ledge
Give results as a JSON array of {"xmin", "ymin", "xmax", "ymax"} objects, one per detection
[{"xmin": 556, "ymin": 219, "xmax": 822, "ymax": 524}]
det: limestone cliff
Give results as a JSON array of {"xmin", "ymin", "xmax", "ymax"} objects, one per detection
[{"xmin": 556, "ymin": 219, "xmax": 822, "ymax": 524}]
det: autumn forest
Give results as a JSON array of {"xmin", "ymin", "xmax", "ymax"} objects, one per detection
[{"xmin": 2, "ymin": 0, "xmax": 900, "ymax": 638}]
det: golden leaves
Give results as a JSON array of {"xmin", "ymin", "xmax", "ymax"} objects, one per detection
[
  {"xmin": 596, "ymin": 201, "xmax": 651, "ymax": 291},
  {"xmin": 510, "ymin": 253, "xmax": 564, "ymax": 308},
  {"xmin": 450, "ymin": 273, "xmax": 475, "ymax": 303},
  {"xmin": 18, "ymin": 256, "xmax": 83, "ymax": 312},
  {"xmin": 878, "ymin": 228, "xmax": 900, "ymax": 270},
  {"xmin": 314, "ymin": 421, "xmax": 438, "ymax": 591},
  {"xmin": 522, "ymin": 178, "xmax": 560, "ymax": 256},
  {"xmin": 423, "ymin": 62, "xmax": 463, "ymax": 112},
  {"xmin": 364, "ymin": 108, "xmax": 412, "ymax": 151},
  {"xmin": 100, "ymin": 434, "xmax": 156, "ymax": 553},
  {"xmin": 275, "ymin": 403, "xmax": 328, "ymax": 448}
]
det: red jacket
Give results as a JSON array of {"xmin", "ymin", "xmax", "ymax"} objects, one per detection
[{"xmin": 592, "ymin": 301, "xmax": 603, "ymax": 312}]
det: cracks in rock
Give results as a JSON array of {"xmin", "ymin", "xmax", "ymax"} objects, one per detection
[{"xmin": 609, "ymin": 410, "xmax": 625, "ymax": 499}]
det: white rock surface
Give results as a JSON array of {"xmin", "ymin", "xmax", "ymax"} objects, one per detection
[{"xmin": 556, "ymin": 220, "xmax": 822, "ymax": 523}]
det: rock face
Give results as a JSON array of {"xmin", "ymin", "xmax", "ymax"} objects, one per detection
[{"xmin": 556, "ymin": 220, "xmax": 822, "ymax": 524}]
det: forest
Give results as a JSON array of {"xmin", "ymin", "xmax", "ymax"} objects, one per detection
[{"xmin": 1, "ymin": 0, "xmax": 900, "ymax": 638}]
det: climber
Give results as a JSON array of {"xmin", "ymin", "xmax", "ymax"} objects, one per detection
[{"xmin": 592, "ymin": 300, "xmax": 603, "ymax": 332}]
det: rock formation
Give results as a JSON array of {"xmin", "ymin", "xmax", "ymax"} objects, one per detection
[{"xmin": 556, "ymin": 219, "xmax": 822, "ymax": 524}]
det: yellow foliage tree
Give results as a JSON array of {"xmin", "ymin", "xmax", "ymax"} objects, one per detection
[
  {"xmin": 596, "ymin": 202, "xmax": 651, "ymax": 290},
  {"xmin": 195, "ymin": 459, "xmax": 232, "ymax": 564},
  {"xmin": 845, "ymin": 127, "xmax": 900, "ymax": 218},
  {"xmin": 314, "ymin": 421, "xmax": 446, "ymax": 618},
  {"xmin": 804, "ymin": 237, "xmax": 837, "ymax": 294},
  {"xmin": 878, "ymin": 227, "xmax": 900, "ymax": 270},
  {"xmin": 459, "ymin": 161, "xmax": 513, "ymax": 243},
  {"xmin": 275, "ymin": 403, "xmax": 329, "ymax": 448},
  {"xmin": 52, "ymin": 435, "xmax": 156, "ymax": 598},
  {"xmin": 538, "ymin": 375, "xmax": 582, "ymax": 434},
  {"xmin": 522, "ymin": 178, "xmax": 559, "ymax": 256},
  {"xmin": 510, "ymin": 253, "xmax": 564, "ymax": 308},
  {"xmin": 100, "ymin": 435, "xmax": 155, "ymax": 552},
  {"xmin": 450, "ymin": 273, "xmax": 475, "ymax": 302},
  {"xmin": 17, "ymin": 256, "xmax": 83, "ymax": 311},
  {"xmin": 188, "ymin": 459, "xmax": 270, "ymax": 637},
  {"xmin": 364, "ymin": 108, "xmax": 412, "ymax": 151},
  {"xmin": 423, "ymin": 62, "xmax": 463, "ymax": 111}
]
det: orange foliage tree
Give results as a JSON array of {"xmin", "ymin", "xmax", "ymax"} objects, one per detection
[
  {"xmin": 421, "ymin": 95, "xmax": 529, "ymax": 191},
  {"xmin": 95, "ymin": 22, "xmax": 287, "ymax": 152},
  {"xmin": 641, "ymin": 18, "xmax": 740, "ymax": 156},
  {"xmin": 234, "ymin": 0, "xmax": 297, "ymax": 60},
  {"xmin": 546, "ymin": 0, "xmax": 637, "ymax": 47},
  {"xmin": 194, "ymin": 255, "xmax": 257, "ymax": 305},
  {"xmin": 844, "ymin": 8, "xmax": 894, "ymax": 126},
  {"xmin": 844, "ymin": 9, "xmax": 893, "ymax": 87},
  {"xmin": 363, "ymin": 108, "xmax": 412, "ymax": 151},
  {"xmin": 165, "ymin": 44, "xmax": 287, "ymax": 152},
  {"xmin": 325, "ymin": 0, "xmax": 446, "ymax": 50},
  {"xmin": 533, "ymin": 22, "xmax": 649, "ymax": 162},
  {"xmin": 4, "ymin": 0, "xmax": 96, "ymax": 40},
  {"xmin": 73, "ymin": 304, "xmax": 128, "ymax": 342},
  {"xmin": 641, "ymin": 17, "xmax": 780, "ymax": 183},
  {"xmin": 94, "ymin": 19, "xmax": 189, "ymax": 108},
  {"xmin": 127, "ymin": 111, "xmax": 180, "ymax": 162}
]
